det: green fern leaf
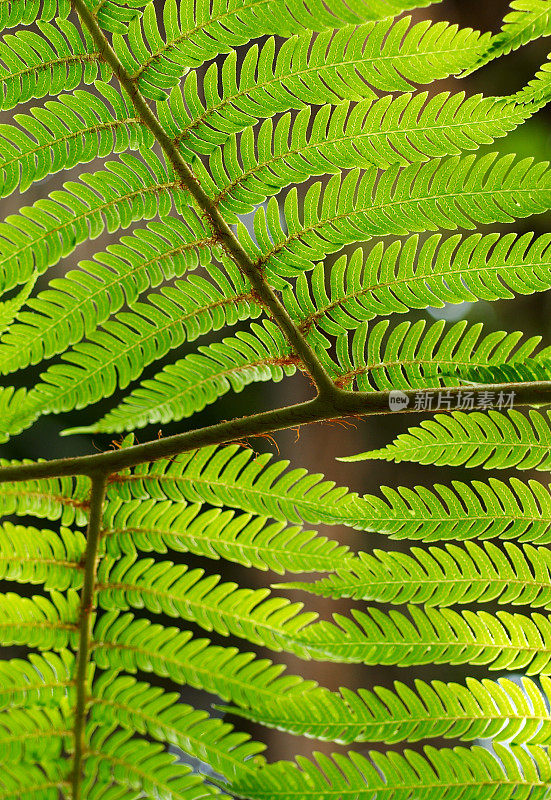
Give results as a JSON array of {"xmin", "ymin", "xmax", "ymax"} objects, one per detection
[
  {"xmin": 76, "ymin": 319, "xmax": 293, "ymax": 434},
  {"xmin": 0, "ymin": 386, "xmax": 39, "ymax": 442},
  {"xmin": 107, "ymin": 444, "xmax": 368, "ymax": 526},
  {"xmin": 221, "ymin": 673, "xmax": 551, "ymax": 746},
  {"xmin": 0, "ymin": 705, "xmax": 70, "ymax": 765},
  {"xmin": 171, "ymin": 18, "xmax": 489, "ymax": 155},
  {"xmin": 0, "ymin": 650, "xmax": 74, "ymax": 711},
  {"xmin": 0, "ymin": 760, "xmax": 68, "ymax": 800},
  {"xmin": 284, "ymin": 539, "xmax": 551, "ymax": 608},
  {"xmin": 353, "ymin": 409, "xmax": 551, "ymax": 469},
  {"xmin": 117, "ymin": 0, "xmax": 444, "ymax": 101},
  {"xmin": 0, "ymin": 0, "xmax": 69, "ymax": 31},
  {"xmin": 480, "ymin": 0, "xmax": 551, "ymax": 66},
  {"xmin": 0, "ymin": 216, "xmax": 214, "ymax": 375},
  {"xmin": 0, "ymin": 521, "xmax": 84, "ymax": 590},
  {"xmin": 249, "ymin": 155, "xmax": 551, "ymax": 278},
  {"xmin": 323, "ymin": 320, "xmax": 546, "ymax": 392},
  {"xmin": 0, "ymin": 85, "xmax": 153, "ymax": 197},
  {"xmin": 0, "ymin": 590, "xmax": 79, "ymax": 651},
  {"xmin": 102, "ymin": 497, "xmax": 352, "ymax": 573},
  {"xmin": 283, "ymin": 233, "xmax": 551, "ymax": 335},
  {"xmin": 97, "ymin": 556, "xmax": 318, "ymax": 653},
  {"xmin": 3, "ymin": 264, "xmax": 259, "ymax": 439},
  {"xmin": 356, "ymin": 477, "xmax": 551, "ymax": 543},
  {"xmin": 82, "ymin": 727, "xmax": 221, "ymax": 800},
  {"xmin": 0, "ymin": 152, "xmax": 186, "ymax": 296},
  {"xmin": 0, "ymin": 468, "xmax": 89, "ymax": 524},
  {"xmin": 0, "ymin": 276, "xmax": 34, "ymax": 335},
  {"xmin": 208, "ymin": 95, "xmax": 538, "ymax": 217},
  {"xmin": 93, "ymin": 612, "xmax": 319, "ymax": 708},
  {"xmin": 452, "ymin": 357, "xmax": 551, "ymax": 384},
  {"xmin": 298, "ymin": 604, "xmax": 551, "ymax": 673},
  {"xmin": 119, "ymin": 0, "xmax": 445, "ymax": 100},
  {"xmin": 0, "ymin": 21, "xmax": 109, "ymax": 111},
  {"xmin": 227, "ymin": 744, "xmax": 551, "ymax": 800},
  {"xmin": 92, "ymin": 672, "xmax": 266, "ymax": 778}
]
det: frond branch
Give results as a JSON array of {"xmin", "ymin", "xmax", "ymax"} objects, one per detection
[
  {"xmin": 71, "ymin": 472, "xmax": 107, "ymax": 800},
  {"xmin": 3, "ymin": 379, "xmax": 551, "ymax": 481},
  {"xmin": 70, "ymin": 0, "xmax": 335, "ymax": 399}
]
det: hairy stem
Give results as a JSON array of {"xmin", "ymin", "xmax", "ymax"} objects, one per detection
[
  {"xmin": 72, "ymin": 472, "xmax": 108, "ymax": 800},
  {"xmin": 1, "ymin": 380, "xmax": 551, "ymax": 481},
  {"xmin": 70, "ymin": 0, "xmax": 334, "ymax": 398}
]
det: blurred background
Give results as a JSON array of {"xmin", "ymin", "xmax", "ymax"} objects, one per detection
[{"xmin": 1, "ymin": 0, "xmax": 550, "ymax": 767}]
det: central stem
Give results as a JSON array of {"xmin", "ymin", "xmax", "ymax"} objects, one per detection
[{"xmin": 72, "ymin": 472, "xmax": 108, "ymax": 800}]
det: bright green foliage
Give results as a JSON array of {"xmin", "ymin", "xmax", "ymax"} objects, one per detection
[
  {"xmin": 4, "ymin": 0, "xmax": 551, "ymax": 799},
  {"xmin": 206, "ymin": 95, "xmax": 540, "ymax": 217},
  {"xmin": 244, "ymin": 155, "xmax": 551, "ymax": 279},
  {"xmin": 284, "ymin": 539, "xmax": 551, "ymax": 608},
  {"xmin": 0, "ymin": 21, "xmax": 109, "ymax": 110},
  {"xmin": 285, "ymin": 233, "xmax": 551, "ymax": 331},
  {"xmin": 352, "ymin": 409, "xmax": 551, "ymax": 469},
  {"xmin": 102, "ymin": 498, "xmax": 352, "ymax": 572},
  {"xmin": 0, "ymin": 84, "xmax": 152, "ymax": 197},
  {"xmin": 479, "ymin": 0, "xmax": 551, "ymax": 64},
  {"xmin": 106, "ymin": 444, "xmax": 367, "ymax": 525},
  {"xmin": 356, "ymin": 477, "xmax": 551, "ymax": 543},
  {"xmin": 319, "ymin": 319, "xmax": 548, "ymax": 391},
  {"xmin": 169, "ymin": 17, "xmax": 489, "ymax": 155},
  {"xmin": 222, "ymin": 672, "xmax": 551, "ymax": 745},
  {"xmin": 227, "ymin": 745, "xmax": 551, "ymax": 800}
]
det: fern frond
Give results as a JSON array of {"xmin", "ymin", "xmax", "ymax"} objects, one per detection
[
  {"xmin": 477, "ymin": 0, "xmax": 551, "ymax": 68},
  {"xmin": 222, "ymin": 673, "xmax": 551, "ymax": 746},
  {"xmin": 323, "ymin": 319, "xmax": 545, "ymax": 392},
  {"xmin": 284, "ymin": 539, "xmax": 551, "ymax": 609},
  {"xmin": 170, "ymin": 19, "xmax": 489, "ymax": 155},
  {"xmin": 102, "ymin": 497, "xmax": 352, "ymax": 573},
  {"xmin": 77, "ymin": 319, "xmax": 293, "ymax": 434},
  {"xmin": 208, "ymin": 95, "xmax": 537, "ymax": 217},
  {"xmin": 0, "ymin": 590, "xmax": 78, "ymax": 650},
  {"xmin": 5, "ymin": 264, "xmax": 259, "ymax": 440},
  {"xmin": 0, "ymin": 277, "xmax": 34, "ymax": 336},
  {"xmin": 284, "ymin": 233, "xmax": 551, "ymax": 335},
  {"xmin": 93, "ymin": 612, "xmax": 319, "ymax": 707},
  {"xmin": 0, "ymin": 21, "xmax": 108, "ymax": 111},
  {"xmin": 117, "ymin": 0, "xmax": 445, "ymax": 102},
  {"xmin": 354, "ymin": 409, "xmax": 551, "ymax": 470},
  {"xmin": 357, "ymin": 477, "xmax": 551, "ymax": 543},
  {"xmin": 0, "ymin": 216, "xmax": 214, "ymax": 375},
  {"xmin": 88, "ymin": 0, "xmax": 151, "ymax": 36},
  {"xmin": 0, "ymin": 521, "xmax": 84, "ymax": 590},
  {"xmin": 452, "ymin": 357, "xmax": 551, "ymax": 384},
  {"xmin": 0, "ymin": 0, "xmax": 69, "ymax": 31},
  {"xmin": 300, "ymin": 604, "xmax": 551, "ymax": 672},
  {"xmin": 97, "ymin": 556, "xmax": 317, "ymax": 653},
  {"xmin": 0, "ymin": 152, "xmax": 186, "ymax": 295},
  {"xmin": 0, "ymin": 468, "xmax": 89, "ymax": 525},
  {"xmin": 0, "ymin": 386, "xmax": 38, "ymax": 442},
  {"xmin": 0, "ymin": 85, "xmax": 152, "ymax": 198},
  {"xmin": 250, "ymin": 154, "xmax": 551, "ymax": 278},
  {"xmin": 0, "ymin": 651, "xmax": 74, "ymax": 711},
  {"xmin": 0, "ymin": 705, "xmax": 69, "ymax": 765},
  {"xmin": 0, "ymin": 760, "xmax": 68, "ymax": 800},
  {"xmin": 227, "ymin": 744, "xmax": 551, "ymax": 800},
  {"xmin": 82, "ymin": 727, "xmax": 220, "ymax": 800},
  {"xmin": 107, "ymin": 444, "xmax": 367, "ymax": 526},
  {"xmin": 0, "ymin": 0, "xmax": 150, "ymax": 34},
  {"xmin": 92, "ymin": 672, "xmax": 266, "ymax": 778}
]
